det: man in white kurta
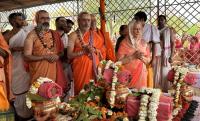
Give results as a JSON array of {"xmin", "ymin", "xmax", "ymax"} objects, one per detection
[
  {"xmin": 158, "ymin": 15, "xmax": 174, "ymax": 92},
  {"xmin": 4, "ymin": 12, "xmax": 34, "ymax": 119}
]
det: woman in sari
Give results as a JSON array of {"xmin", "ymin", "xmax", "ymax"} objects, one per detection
[{"xmin": 117, "ymin": 20, "xmax": 150, "ymax": 89}]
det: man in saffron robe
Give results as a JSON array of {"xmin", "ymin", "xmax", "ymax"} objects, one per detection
[
  {"xmin": 24, "ymin": 10, "xmax": 68, "ymax": 93},
  {"xmin": 0, "ymin": 33, "xmax": 12, "ymax": 111},
  {"xmin": 90, "ymin": 14, "xmax": 106, "ymax": 60},
  {"xmin": 90, "ymin": 14, "xmax": 116, "ymax": 61},
  {"xmin": 68, "ymin": 12, "xmax": 102, "ymax": 95}
]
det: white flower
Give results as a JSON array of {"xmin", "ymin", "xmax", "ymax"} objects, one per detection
[
  {"xmin": 87, "ymin": 97, "xmax": 92, "ymax": 102},
  {"xmin": 107, "ymin": 110, "xmax": 113, "ymax": 116},
  {"xmin": 26, "ymin": 95, "xmax": 32, "ymax": 109},
  {"xmin": 115, "ymin": 61, "xmax": 122, "ymax": 66},
  {"xmin": 139, "ymin": 87, "xmax": 146, "ymax": 93},
  {"xmin": 147, "ymin": 89, "xmax": 161, "ymax": 121},
  {"xmin": 138, "ymin": 94, "xmax": 149, "ymax": 120},
  {"xmin": 37, "ymin": 77, "xmax": 52, "ymax": 84},
  {"xmin": 110, "ymin": 91, "xmax": 116, "ymax": 97},
  {"xmin": 97, "ymin": 67, "xmax": 102, "ymax": 78},
  {"xmin": 95, "ymin": 96, "xmax": 100, "ymax": 100},
  {"xmin": 90, "ymin": 79, "xmax": 94, "ymax": 83},
  {"xmin": 80, "ymin": 89, "xmax": 85, "ymax": 93},
  {"xmin": 27, "ymin": 77, "xmax": 55, "ymax": 108},
  {"xmin": 105, "ymin": 60, "xmax": 113, "ymax": 69},
  {"xmin": 114, "ymin": 66, "xmax": 119, "ymax": 73},
  {"xmin": 123, "ymin": 117, "xmax": 129, "ymax": 121},
  {"xmin": 112, "ymin": 76, "xmax": 118, "ymax": 83},
  {"xmin": 146, "ymin": 88, "xmax": 153, "ymax": 94},
  {"xmin": 55, "ymin": 97, "xmax": 61, "ymax": 103},
  {"xmin": 29, "ymin": 86, "xmax": 38, "ymax": 94}
]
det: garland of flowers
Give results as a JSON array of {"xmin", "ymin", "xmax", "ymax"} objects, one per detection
[
  {"xmin": 138, "ymin": 94, "xmax": 149, "ymax": 121},
  {"xmin": 26, "ymin": 77, "xmax": 53, "ymax": 108},
  {"xmin": 138, "ymin": 88, "xmax": 161, "ymax": 121},
  {"xmin": 148, "ymin": 89, "xmax": 161, "ymax": 121},
  {"xmin": 171, "ymin": 66, "xmax": 189, "ymax": 117},
  {"xmin": 110, "ymin": 61, "xmax": 122, "ymax": 107},
  {"xmin": 97, "ymin": 60, "xmax": 107, "ymax": 80},
  {"xmin": 98, "ymin": 60, "xmax": 122, "ymax": 107}
]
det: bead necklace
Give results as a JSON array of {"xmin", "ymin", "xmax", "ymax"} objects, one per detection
[{"xmin": 35, "ymin": 28, "xmax": 55, "ymax": 50}]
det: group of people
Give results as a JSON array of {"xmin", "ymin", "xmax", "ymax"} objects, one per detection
[
  {"xmin": 175, "ymin": 32, "xmax": 200, "ymax": 51},
  {"xmin": 0, "ymin": 10, "xmax": 176, "ymax": 120},
  {"xmin": 116, "ymin": 12, "xmax": 175, "ymax": 92}
]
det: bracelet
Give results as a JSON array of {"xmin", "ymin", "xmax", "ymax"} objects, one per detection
[{"xmin": 76, "ymin": 50, "xmax": 84, "ymax": 56}]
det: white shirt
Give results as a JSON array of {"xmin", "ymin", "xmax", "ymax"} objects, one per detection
[
  {"xmin": 143, "ymin": 24, "xmax": 161, "ymax": 56},
  {"xmin": 61, "ymin": 33, "xmax": 69, "ymax": 48}
]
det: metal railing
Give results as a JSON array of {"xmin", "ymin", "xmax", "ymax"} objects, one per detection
[{"xmin": 0, "ymin": 0, "xmax": 199, "ymax": 39}]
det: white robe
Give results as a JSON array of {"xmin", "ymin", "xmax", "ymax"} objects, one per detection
[
  {"xmin": 160, "ymin": 27, "xmax": 172, "ymax": 92},
  {"xmin": 160, "ymin": 27, "xmax": 171, "ymax": 62},
  {"xmin": 10, "ymin": 25, "xmax": 34, "ymax": 118},
  {"xmin": 143, "ymin": 24, "xmax": 161, "ymax": 56},
  {"xmin": 143, "ymin": 24, "xmax": 162, "ymax": 88},
  {"xmin": 10, "ymin": 27, "xmax": 33, "ymax": 94},
  {"xmin": 61, "ymin": 33, "xmax": 69, "ymax": 48}
]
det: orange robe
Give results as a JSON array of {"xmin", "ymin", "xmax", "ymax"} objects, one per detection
[
  {"xmin": 117, "ymin": 38, "xmax": 150, "ymax": 89},
  {"xmin": 94, "ymin": 29, "xmax": 106, "ymax": 60},
  {"xmin": 96, "ymin": 29, "xmax": 116, "ymax": 61},
  {"xmin": 72, "ymin": 31, "xmax": 100, "ymax": 95},
  {"xmin": 0, "ymin": 33, "xmax": 12, "ymax": 110},
  {"xmin": 26, "ymin": 30, "xmax": 67, "ymax": 91}
]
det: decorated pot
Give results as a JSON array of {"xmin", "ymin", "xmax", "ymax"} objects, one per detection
[
  {"xmin": 32, "ymin": 101, "xmax": 58, "ymax": 121},
  {"xmin": 115, "ymin": 84, "xmax": 130, "ymax": 103}
]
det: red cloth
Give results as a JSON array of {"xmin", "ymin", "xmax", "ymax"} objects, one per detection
[
  {"xmin": 103, "ymin": 69, "xmax": 113, "ymax": 83},
  {"xmin": 51, "ymin": 30, "xmax": 68, "ymax": 92},
  {"xmin": 117, "ymin": 70, "xmax": 132, "ymax": 85},
  {"xmin": 167, "ymin": 69, "xmax": 197, "ymax": 85},
  {"xmin": 125, "ymin": 95, "xmax": 173, "ymax": 121},
  {"xmin": 38, "ymin": 82, "xmax": 63, "ymax": 99},
  {"xmin": 184, "ymin": 73, "xmax": 197, "ymax": 85}
]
